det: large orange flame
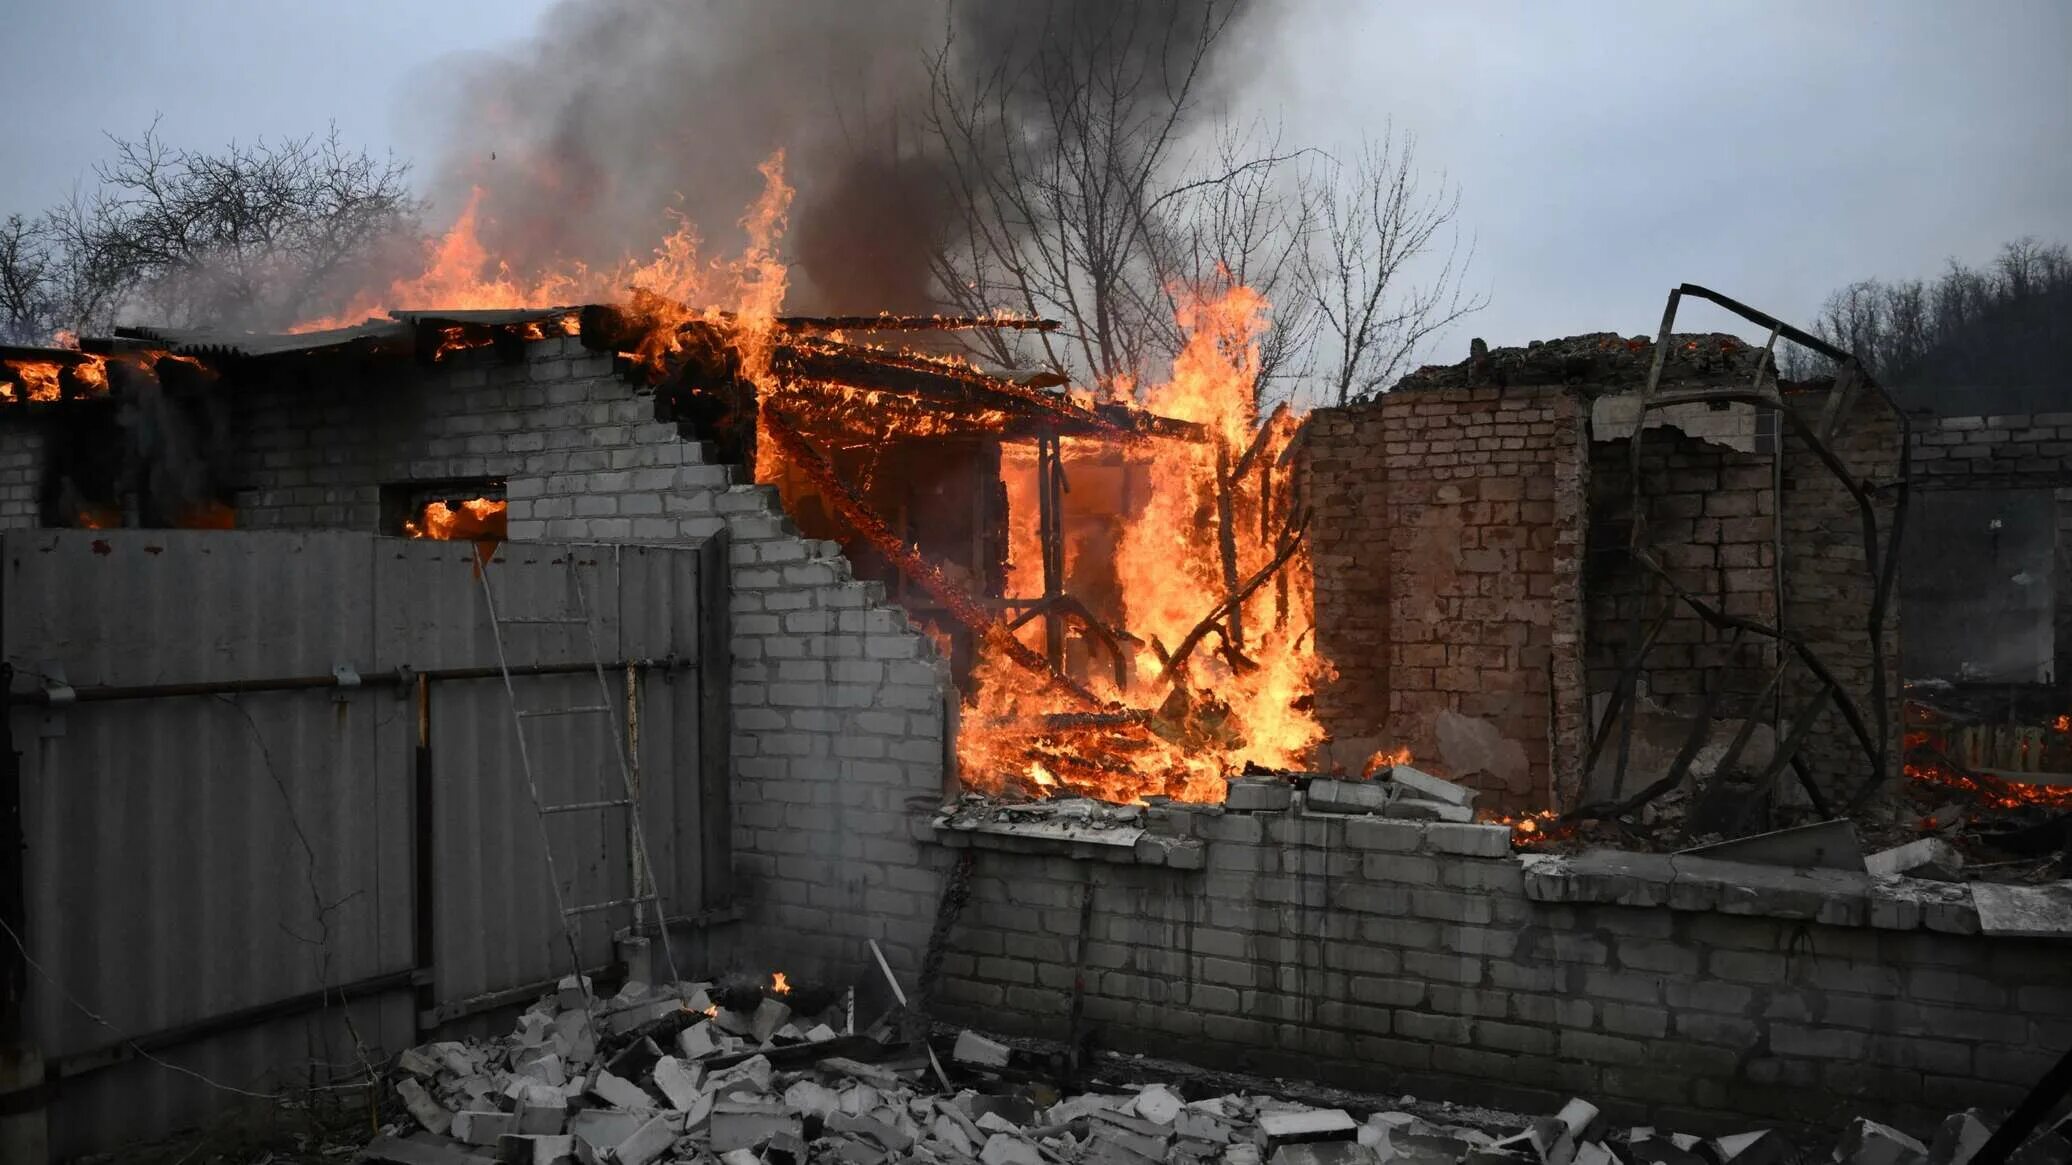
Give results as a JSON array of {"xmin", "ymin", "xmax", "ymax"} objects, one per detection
[
  {"xmin": 405, "ymin": 497, "xmax": 508, "ymax": 542},
  {"xmin": 295, "ymin": 151, "xmax": 794, "ymax": 364},
  {"xmin": 954, "ymin": 281, "xmax": 1328, "ymax": 805}
]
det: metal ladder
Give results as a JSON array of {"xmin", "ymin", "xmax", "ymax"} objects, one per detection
[{"xmin": 476, "ymin": 547, "xmax": 685, "ymax": 1027}]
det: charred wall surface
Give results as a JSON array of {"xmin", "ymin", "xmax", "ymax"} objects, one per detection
[
  {"xmin": 1780, "ymin": 389, "xmax": 1905, "ymax": 793},
  {"xmin": 1907, "ymin": 410, "xmax": 2072, "ymax": 686},
  {"xmin": 1585, "ymin": 422, "xmax": 1778, "ymax": 723},
  {"xmin": 219, "ymin": 337, "xmax": 955, "ymax": 986}
]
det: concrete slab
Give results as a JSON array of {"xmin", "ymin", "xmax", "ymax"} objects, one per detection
[{"xmin": 1972, "ymin": 880, "xmax": 2072, "ymax": 936}]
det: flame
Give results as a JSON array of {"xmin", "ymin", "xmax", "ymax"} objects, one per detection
[
  {"xmin": 75, "ymin": 506, "xmax": 121, "ymax": 530},
  {"xmin": 951, "ymin": 280, "xmax": 1329, "ymax": 805},
  {"xmin": 770, "ymin": 972, "xmax": 790, "ymax": 996},
  {"xmin": 2, "ymin": 360, "xmax": 64, "ymax": 403},
  {"xmin": 295, "ymin": 154, "xmax": 793, "ymax": 382},
  {"xmin": 1481, "ymin": 808, "xmax": 1567, "ymax": 848},
  {"xmin": 405, "ymin": 497, "xmax": 508, "ymax": 542},
  {"xmin": 2, "ymin": 353, "xmax": 116, "ymax": 404},
  {"xmin": 703, "ymin": 1004, "xmax": 719, "ymax": 1018},
  {"xmin": 1363, "ymin": 746, "xmax": 1414, "ymax": 777}
]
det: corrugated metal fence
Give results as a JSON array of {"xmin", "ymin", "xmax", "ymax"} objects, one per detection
[{"xmin": 0, "ymin": 530, "xmax": 729, "ymax": 1159}]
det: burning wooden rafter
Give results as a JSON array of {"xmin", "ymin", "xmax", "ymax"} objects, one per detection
[
  {"xmin": 576, "ymin": 300, "xmax": 1203, "ymax": 444},
  {"xmin": 771, "ymin": 313, "xmax": 1061, "ymax": 334},
  {"xmin": 1160, "ymin": 509, "xmax": 1312, "ymax": 684},
  {"xmin": 757, "ymin": 402, "xmax": 1106, "ymax": 710}
]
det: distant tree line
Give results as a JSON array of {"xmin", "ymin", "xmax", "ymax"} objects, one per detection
[{"xmin": 1787, "ymin": 238, "xmax": 2072, "ymax": 399}]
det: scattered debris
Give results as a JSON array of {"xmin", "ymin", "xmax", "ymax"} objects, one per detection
[
  {"xmin": 351, "ymin": 977, "xmax": 2027, "ymax": 1165},
  {"xmin": 1864, "ymin": 837, "xmax": 1965, "ymax": 881}
]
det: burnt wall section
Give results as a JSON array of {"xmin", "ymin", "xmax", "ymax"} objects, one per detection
[
  {"xmin": 1907, "ymin": 411, "xmax": 2072, "ymax": 687},
  {"xmin": 1780, "ymin": 391, "xmax": 1905, "ymax": 792},
  {"xmin": 227, "ymin": 338, "xmax": 952, "ymax": 986},
  {"xmin": 1303, "ymin": 387, "xmax": 1587, "ymax": 812},
  {"xmin": 1585, "ymin": 425, "xmax": 1778, "ymax": 721},
  {"xmin": 930, "ymin": 810, "xmax": 2064, "ymax": 1139}
]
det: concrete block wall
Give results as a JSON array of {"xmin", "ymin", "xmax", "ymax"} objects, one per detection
[
  {"xmin": 0, "ymin": 422, "xmax": 46, "ymax": 529},
  {"xmin": 1303, "ymin": 386, "xmax": 1588, "ymax": 811},
  {"xmin": 930, "ymin": 807, "xmax": 2069, "ymax": 1138},
  {"xmin": 226, "ymin": 338, "xmax": 952, "ymax": 986}
]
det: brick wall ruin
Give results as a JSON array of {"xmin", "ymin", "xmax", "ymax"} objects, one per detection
[
  {"xmin": 1303, "ymin": 386, "xmax": 1588, "ymax": 812},
  {"xmin": 1302, "ymin": 339, "xmax": 1908, "ymax": 814},
  {"xmin": 929, "ymin": 810, "xmax": 2068, "ymax": 1141},
  {"xmin": 217, "ymin": 337, "xmax": 956, "ymax": 987}
]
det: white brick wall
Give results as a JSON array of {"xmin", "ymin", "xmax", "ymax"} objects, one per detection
[
  {"xmin": 228, "ymin": 335, "xmax": 953, "ymax": 985},
  {"xmin": 0, "ymin": 424, "xmax": 46, "ymax": 529}
]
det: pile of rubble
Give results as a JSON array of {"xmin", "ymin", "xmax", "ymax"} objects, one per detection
[{"xmin": 354, "ymin": 971, "xmax": 2059, "ymax": 1165}]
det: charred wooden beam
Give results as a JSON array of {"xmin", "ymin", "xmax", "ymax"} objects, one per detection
[
  {"xmin": 1162, "ymin": 510, "xmax": 1311, "ymax": 683},
  {"xmin": 773, "ymin": 314, "xmax": 1060, "ymax": 333},
  {"xmin": 759, "ymin": 403, "xmax": 1105, "ymax": 709}
]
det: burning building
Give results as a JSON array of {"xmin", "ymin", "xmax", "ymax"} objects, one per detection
[{"xmin": 6, "ymin": 258, "xmax": 2072, "ymax": 1156}]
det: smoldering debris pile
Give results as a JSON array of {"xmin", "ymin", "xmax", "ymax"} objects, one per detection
[{"xmin": 351, "ymin": 973, "xmax": 2055, "ymax": 1165}]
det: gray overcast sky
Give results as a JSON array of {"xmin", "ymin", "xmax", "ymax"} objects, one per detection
[{"xmin": 4, "ymin": 0, "xmax": 2067, "ymax": 352}]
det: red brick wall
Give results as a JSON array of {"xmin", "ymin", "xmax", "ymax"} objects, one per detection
[
  {"xmin": 1586, "ymin": 429, "xmax": 1781, "ymax": 722},
  {"xmin": 1305, "ymin": 407, "xmax": 1393, "ymax": 750},
  {"xmin": 1304, "ymin": 386, "xmax": 1588, "ymax": 811}
]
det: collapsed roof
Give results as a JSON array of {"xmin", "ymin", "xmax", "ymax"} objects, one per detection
[{"xmin": 0, "ymin": 304, "xmax": 1201, "ymax": 446}]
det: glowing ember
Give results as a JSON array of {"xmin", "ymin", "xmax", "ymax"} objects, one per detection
[
  {"xmin": 1904, "ymin": 728, "xmax": 2072, "ymax": 811},
  {"xmin": 177, "ymin": 501, "xmax": 237, "ymax": 530},
  {"xmin": 1364, "ymin": 746, "xmax": 1414, "ymax": 777},
  {"xmin": 405, "ymin": 498, "xmax": 508, "ymax": 542},
  {"xmin": 1481, "ymin": 808, "xmax": 1566, "ymax": 848},
  {"xmin": 770, "ymin": 972, "xmax": 790, "ymax": 995}
]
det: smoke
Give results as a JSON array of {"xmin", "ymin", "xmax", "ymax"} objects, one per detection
[{"xmin": 415, "ymin": 0, "xmax": 1267, "ymax": 314}]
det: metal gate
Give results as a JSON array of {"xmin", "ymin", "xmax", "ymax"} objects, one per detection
[{"xmin": 0, "ymin": 529, "xmax": 730, "ymax": 1159}]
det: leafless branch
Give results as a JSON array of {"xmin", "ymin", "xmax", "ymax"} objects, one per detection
[{"xmin": 1298, "ymin": 126, "xmax": 1486, "ymax": 407}]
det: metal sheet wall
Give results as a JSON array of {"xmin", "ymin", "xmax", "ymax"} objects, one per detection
[{"xmin": 2, "ymin": 532, "xmax": 714, "ymax": 1159}]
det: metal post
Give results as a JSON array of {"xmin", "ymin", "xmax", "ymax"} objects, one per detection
[{"xmin": 1037, "ymin": 430, "xmax": 1067, "ymax": 670}]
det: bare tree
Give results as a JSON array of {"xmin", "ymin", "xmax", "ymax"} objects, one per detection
[
  {"xmin": 0, "ymin": 121, "xmax": 420, "ymax": 341},
  {"xmin": 1787, "ymin": 238, "xmax": 2072, "ymax": 386},
  {"xmin": 1299, "ymin": 128, "xmax": 1483, "ymax": 407},
  {"xmin": 0, "ymin": 214, "xmax": 58, "ymax": 342},
  {"xmin": 922, "ymin": 2, "xmax": 1274, "ymax": 393},
  {"xmin": 1162, "ymin": 120, "xmax": 1321, "ymax": 408}
]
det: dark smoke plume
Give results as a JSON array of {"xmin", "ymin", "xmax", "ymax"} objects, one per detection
[{"xmin": 418, "ymin": 0, "xmax": 1262, "ymax": 314}]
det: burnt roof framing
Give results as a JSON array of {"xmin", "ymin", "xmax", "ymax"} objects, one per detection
[{"xmin": 1573, "ymin": 283, "xmax": 1913, "ymax": 828}]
